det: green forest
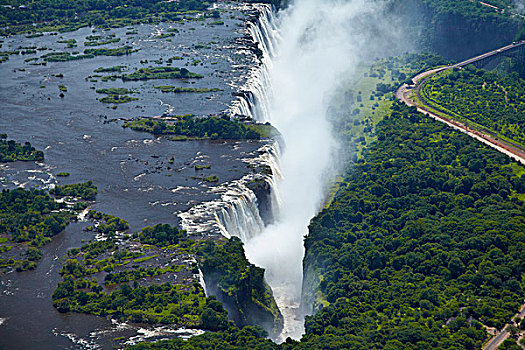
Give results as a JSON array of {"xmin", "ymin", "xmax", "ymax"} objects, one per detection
[
  {"xmin": 126, "ymin": 101, "xmax": 525, "ymax": 349},
  {"xmin": 0, "ymin": 134, "xmax": 44, "ymax": 162},
  {"xmin": 301, "ymin": 102, "xmax": 525, "ymax": 349},
  {"xmin": 421, "ymin": 66, "xmax": 525, "ymax": 147},
  {"xmin": 50, "ymin": 181, "xmax": 98, "ymax": 200},
  {"xmin": 52, "ymin": 217, "xmax": 211, "ymax": 326},
  {"xmin": 199, "ymin": 237, "xmax": 283, "ymax": 337},
  {"xmin": 124, "ymin": 115, "xmax": 276, "ymax": 140},
  {"xmin": 0, "ymin": 188, "xmax": 77, "ymax": 271}
]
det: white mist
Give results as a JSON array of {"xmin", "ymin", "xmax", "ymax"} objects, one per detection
[
  {"xmin": 515, "ymin": 0, "xmax": 525, "ymax": 13},
  {"xmin": 236, "ymin": 0, "xmax": 406, "ymax": 341},
  {"xmin": 243, "ymin": 0, "xmax": 364, "ymax": 341}
]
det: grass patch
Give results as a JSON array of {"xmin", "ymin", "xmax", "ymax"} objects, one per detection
[
  {"xmin": 98, "ymin": 95, "xmax": 138, "ymax": 104},
  {"xmin": 94, "ymin": 66, "xmax": 126, "ymax": 73},
  {"xmin": 133, "ymin": 254, "xmax": 158, "ymax": 263},
  {"xmin": 96, "ymin": 88, "xmax": 135, "ymax": 95},
  {"xmin": 84, "ymin": 38, "xmax": 120, "ymax": 46},
  {"xmin": 84, "ymin": 46, "xmax": 136, "ymax": 57}
]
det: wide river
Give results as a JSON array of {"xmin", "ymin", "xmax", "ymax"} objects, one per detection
[{"xmin": 0, "ymin": 3, "xmax": 266, "ymax": 348}]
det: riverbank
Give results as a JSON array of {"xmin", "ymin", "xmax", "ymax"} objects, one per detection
[{"xmin": 0, "ymin": 2, "xmax": 283, "ymax": 347}]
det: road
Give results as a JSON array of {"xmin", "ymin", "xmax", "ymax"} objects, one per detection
[
  {"xmin": 455, "ymin": 41, "xmax": 525, "ymax": 68},
  {"xmin": 469, "ymin": 0, "xmax": 525, "ymax": 19},
  {"xmin": 396, "ymin": 41, "xmax": 525, "ymax": 166},
  {"xmin": 483, "ymin": 303, "xmax": 525, "ymax": 350}
]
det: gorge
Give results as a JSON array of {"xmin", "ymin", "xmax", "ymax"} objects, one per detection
[
  {"xmin": 214, "ymin": 0, "xmax": 411, "ymax": 341},
  {"xmin": 1, "ymin": 0, "xmax": 524, "ymax": 348}
]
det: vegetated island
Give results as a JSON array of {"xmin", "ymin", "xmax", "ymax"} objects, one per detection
[
  {"xmin": 86, "ymin": 66, "xmax": 204, "ymax": 85},
  {"xmin": 50, "ymin": 181, "xmax": 98, "ymax": 201},
  {"xmin": 52, "ymin": 215, "xmax": 284, "ymax": 340},
  {"xmin": 96, "ymin": 88, "xmax": 138, "ymax": 104},
  {"xmin": 123, "ymin": 115, "xmax": 278, "ymax": 141},
  {"xmin": 94, "ymin": 65, "xmax": 127, "ymax": 73},
  {"xmin": 154, "ymin": 85, "xmax": 223, "ymax": 93},
  {"xmin": 0, "ymin": 182, "xmax": 96, "ymax": 272},
  {"xmin": 39, "ymin": 46, "xmax": 137, "ymax": 63},
  {"xmin": 121, "ymin": 67, "xmax": 203, "ymax": 81},
  {"xmin": 84, "ymin": 34, "xmax": 121, "ymax": 46},
  {"xmin": 0, "ymin": 134, "xmax": 44, "ymax": 162}
]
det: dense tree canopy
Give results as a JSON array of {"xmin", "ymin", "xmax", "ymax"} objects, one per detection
[
  {"xmin": 50, "ymin": 181, "xmax": 98, "ymax": 200},
  {"xmin": 0, "ymin": 188, "xmax": 75, "ymax": 242},
  {"xmin": 302, "ymin": 102, "xmax": 525, "ymax": 349},
  {"xmin": 0, "ymin": 134, "xmax": 44, "ymax": 162},
  {"xmin": 0, "ymin": 188, "xmax": 75, "ymax": 270},
  {"xmin": 199, "ymin": 237, "xmax": 283, "ymax": 337},
  {"xmin": 139, "ymin": 224, "xmax": 184, "ymax": 246},
  {"xmin": 124, "ymin": 115, "xmax": 274, "ymax": 140},
  {"xmin": 421, "ymin": 66, "xmax": 525, "ymax": 147}
]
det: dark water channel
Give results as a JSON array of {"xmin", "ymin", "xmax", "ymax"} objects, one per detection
[{"xmin": 0, "ymin": 3, "xmax": 262, "ymax": 348}]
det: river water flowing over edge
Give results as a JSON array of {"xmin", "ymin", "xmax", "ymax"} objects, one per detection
[
  {"xmin": 221, "ymin": 0, "xmax": 396, "ymax": 341},
  {"xmin": 0, "ymin": 3, "xmax": 282, "ymax": 348},
  {"xmin": 0, "ymin": 0, "xmax": 376, "ymax": 345}
]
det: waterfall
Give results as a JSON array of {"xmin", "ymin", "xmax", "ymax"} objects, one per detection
[
  {"xmin": 216, "ymin": 190, "xmax": 264, "ymax": 241},
  {"xmin": 184, "ymin": 0, "xmax": 402, "ymax": 342},
  {"xmin": 214, "ymin": 142, "xmax": 284, "ymax": 240},
  {"xmin": 227, "ymin": 0, "xmax": 404, "ymax": 342},
  {"xmin": 229, "ymin": 4, "xmax": 277, "ymax": 122},
  {"xmin": 179, "ymin": 142, "xmax": 280, "ymax": 239},
  {"xmin": 181, "ymin": 4, "xmax": 283, "ymax": 244},
  {"xmin": 178, "ymin": 174, "xmax": 265, "ymax": 237},
  {"xmin": 198, "ymin": 268, "xmax": 208, "ymax": 297}
]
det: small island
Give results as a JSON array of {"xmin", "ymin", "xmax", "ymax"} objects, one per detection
[
  {"xmin": 123, "ymin": 115, "xmax": 278, "ymax": 140},
  {"xmin": 0, "ymin": 134, "xmax": 44, "ymax": 162}
]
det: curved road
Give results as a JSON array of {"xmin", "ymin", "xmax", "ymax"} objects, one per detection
[
  {"xmin": 396, "ymin": 41, "xmax": 525, "ymax": 166},
  {"xmin": 396, "ymin": 43, "xmax": 525, "ymax": 349}
]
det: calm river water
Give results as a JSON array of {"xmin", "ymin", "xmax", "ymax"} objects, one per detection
[{"xmin": 0, "ymin": 3, "xmax": 263, "ymax": 348}]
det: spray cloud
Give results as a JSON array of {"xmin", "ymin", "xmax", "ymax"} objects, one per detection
[{"xmin": 237, "ymin": 0, "xmax": 408, "ymax": 340}]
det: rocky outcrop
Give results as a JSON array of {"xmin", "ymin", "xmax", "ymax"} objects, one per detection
[
  {"xmin": 247, "ymin": 178, "xmax": 274, "ymax": 226},
  {"xmin": 199, "ymin": 237, "xmax": 284, "ymax": 338}
]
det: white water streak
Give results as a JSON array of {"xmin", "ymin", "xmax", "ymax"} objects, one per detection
[
  {"xmin": 179, "ymin": 142, "xmax": 279, "ymax": 237},
  {"xmin": 234, "ymin": 0, "xmax": 398, "ymax": 341}
]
